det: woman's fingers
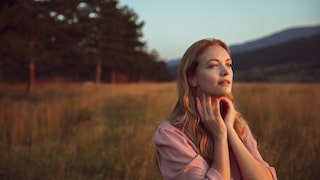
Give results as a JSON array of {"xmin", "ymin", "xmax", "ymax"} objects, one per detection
[
  {"xmin": 213, "ymin": 98, "xmax": 221, "ymax": 118},
  {"xmin": 200, "ymin": 92, "xmax": 209, "ymax": 120},
  {"xmin": 206, "ymin": 94, "xmax": 214, "ymax": 119},
  {"xmin": 219, "ymin": 97, "xmax": 237, "ymax": 127},
  {"xmin": 197, "ymin": 91, "xmax": 229, "ymax": 123},
  {"xmin": 197, "ymin": 92, "xmax": 221, "ymax": 121},
  {"xmin": 196, "ymin": 93, "xmax": 227, "ymax": 138},
  {"xmin": 196, "ymin": 97, "xmax": 204, "ymax": 120}
]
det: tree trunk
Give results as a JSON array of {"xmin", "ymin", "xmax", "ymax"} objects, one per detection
[
  {"xmin": 96, "ymin": 61, "xmax": 102, "ymax": 84},
  {"xmin": 26, "ymin": 41, "xmax": 35, "ymax": 95},
  {"xmin": 96, "ymin": 37, "xmax": 103, "ymax": 84}
]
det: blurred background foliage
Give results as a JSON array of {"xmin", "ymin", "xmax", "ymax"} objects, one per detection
[{"xmin": 0, "ymin": 0, "xmax": 173, "ymax": 84}]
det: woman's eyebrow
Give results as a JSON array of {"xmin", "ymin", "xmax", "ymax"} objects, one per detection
[
  {"xmin": 226, "ymin": 59, "xmax": 232, "ymax": 62},
  {"xmin": 206, "ymin": 59, "xmax": 219, "ymax": 64},
  {"xmin": 206, "ymin": 58, "xmax": 232, "ymax": 64}
]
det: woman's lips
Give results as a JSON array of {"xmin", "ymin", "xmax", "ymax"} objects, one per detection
[{"xmin": 218, "ymin": 80, "xmax": 231, "ymax": 86}]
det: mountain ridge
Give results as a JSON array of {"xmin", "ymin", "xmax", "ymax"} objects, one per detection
[
  {"xmin": 166, "ymin": 25, "xmax": 320, "ymax": 82},
  {"xmin": 167, "ymin": 24, "xmax": 320, "ymax": 67},
  {"xmin": 230, "ymin": 25, "xmax": 320, "ymax": 54},
  {"xmin": 232, "ymin": 34, "xmax": 320, "ymax": 82}
]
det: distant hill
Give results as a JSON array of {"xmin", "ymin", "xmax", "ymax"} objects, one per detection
[
  {"xmin": 230, "ymin": 25, "xmax": 320, "ymax": 54},
  {"xmin": 232, "ymin": 34, "xmax": 320, "ymax": 82},
  {"xmin": 166, "ymin": 25, "xmax": 320, "ymax": 82},
  {"xmin": 166, "ymin": 58, "xmax": 181, "ymax": 67}
]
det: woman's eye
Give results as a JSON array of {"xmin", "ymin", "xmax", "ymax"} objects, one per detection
[
  {"xmin": 208, "ymin": 64, "xmax": 218, "ymax": 68},
  {"xmin": 227, "ymin": 63, "xmax": 233, "ymax": 68}
]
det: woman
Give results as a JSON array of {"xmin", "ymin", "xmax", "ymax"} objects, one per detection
[{"xmin": 152, "ymin": 39, "xmax": 277, "ymax": 180}]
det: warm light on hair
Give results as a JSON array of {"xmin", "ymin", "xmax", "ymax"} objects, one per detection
[{"xmin": 168, "ymin": 38, "xmax": 246, "ymax": 164}]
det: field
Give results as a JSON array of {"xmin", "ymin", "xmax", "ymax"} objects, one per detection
[{"xmin": 0, "ymin": 82, "xmax": 319, "ymax": 180}]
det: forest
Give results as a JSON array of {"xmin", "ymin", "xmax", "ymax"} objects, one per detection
[{"xmin": 0, "ymin": 0, "xmax": 173, "ymax": 89}]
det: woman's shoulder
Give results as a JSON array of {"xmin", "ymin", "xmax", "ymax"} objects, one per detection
[
  {"xmin": 157, "ymin": 120, "xmax": 172, "ymax": 129},
  {"xmin": 154, "ymin": 120, "xmax": 184, "ymax": 136},
  {"xmin": 153, "ymin": 120, "xmax": 199, "ymax": 153},
  {"xmin": 153, "ymin": 120, "xmax": 183, "ymax": 144}
]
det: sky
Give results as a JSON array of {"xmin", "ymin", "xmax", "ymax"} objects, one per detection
[{"xmin": 118, "ymin": 0, "xmax": 320, "ymax": 61}]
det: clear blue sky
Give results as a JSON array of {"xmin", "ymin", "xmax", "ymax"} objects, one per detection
[{"xmin": 118, "ymin": 0, "xmax": 320, "ymax": 61}]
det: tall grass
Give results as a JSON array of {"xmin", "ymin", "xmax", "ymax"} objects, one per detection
[
  {"xmin": 233, "ymin": 83, "xmax": 320, "ymax": 179},
  {"xmin": 0, "ymin": 83, "xmax": 319, "ymax": 179}
]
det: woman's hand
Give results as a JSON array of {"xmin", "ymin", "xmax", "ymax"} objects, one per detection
[
  {"xmin": 219, "ymin": 97, "xmax": 237, "ymax": 129},
  {"xmin": 196, "ymin": 92, "xmax": 227, "ymax": 139}
]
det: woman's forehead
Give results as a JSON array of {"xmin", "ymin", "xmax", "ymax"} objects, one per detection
[{"xmin": 198, "ymin": 45, "xmax": 230, "ymax": 63}]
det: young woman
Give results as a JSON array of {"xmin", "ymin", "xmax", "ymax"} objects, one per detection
[{"xmin": 153, "ymin": 39, "xmax": 277, "ymax": 180}]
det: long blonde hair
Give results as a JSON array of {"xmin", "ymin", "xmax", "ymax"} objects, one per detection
[{"xmin": 169, "ymin": 38, "xmax": 246, "ymax": 164}]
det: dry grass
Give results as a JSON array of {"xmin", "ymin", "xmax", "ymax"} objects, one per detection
[{"xmin": 0, "ymin": 82, "xmax": 319, "ymax": 179}]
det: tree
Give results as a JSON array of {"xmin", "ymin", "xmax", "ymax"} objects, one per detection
[
  {"xmin": 0, "ymin": 0, "xmax": 173, "ymax": 86},
  {"xmin": 0, "ymin": 0, "xmax": 61, "ymax": 94}
]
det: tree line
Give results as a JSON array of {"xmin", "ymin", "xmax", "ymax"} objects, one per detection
[{"xmin": 0, "ymin": 0, "xmax": 173, "ymax": 92}]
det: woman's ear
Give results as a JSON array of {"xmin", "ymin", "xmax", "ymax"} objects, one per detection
[{"xmin": 188, "ymin": 76, "xmax": 198, "ymax": 87}]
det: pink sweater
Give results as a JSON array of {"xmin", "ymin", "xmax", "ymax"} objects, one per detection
[{"xmin": 153, "ymin": 121, "xmax": 277, "ymax": 180}]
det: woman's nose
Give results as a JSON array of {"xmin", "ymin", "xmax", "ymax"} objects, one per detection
[{"xmin": 220, "ymin": 65, "xmax": 230, "ymax": 76}]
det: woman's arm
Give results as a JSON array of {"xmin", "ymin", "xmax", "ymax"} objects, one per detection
[
  {"xmin": 221, "ymin": 97, "xmax": 276, "ymax": 180},
  {"xmin": 196, "ymin": 94, "xmax": 230, "ymax": 180},
  {"xmin": 227, "ymin": 126, "xmax": 274, "ymax": 180},
  {"xmin": 210, "ymin": 134, "xmax": 230, "ymax": 180}
]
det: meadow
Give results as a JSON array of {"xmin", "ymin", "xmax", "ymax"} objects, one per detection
[{"xmin": 0, "ymin": 82, "xmax": 319, "ymax": 180}]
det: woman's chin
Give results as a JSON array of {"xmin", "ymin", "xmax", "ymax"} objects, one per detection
[
  {"xmin": 209, "ymin": 90, "xmax": 231, "ymax": 97},
  {"xmin": 209, "ymin": 93, "xmax": 228, "ymax": 98},
  {"xmin": 200, "ymin": 86, "xmax": 232, "ymax": 97}
]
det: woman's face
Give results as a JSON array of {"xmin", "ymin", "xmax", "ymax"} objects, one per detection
[{"xmin": 189, "ymin": 45, "xmax": 233, "ymax": 97}]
